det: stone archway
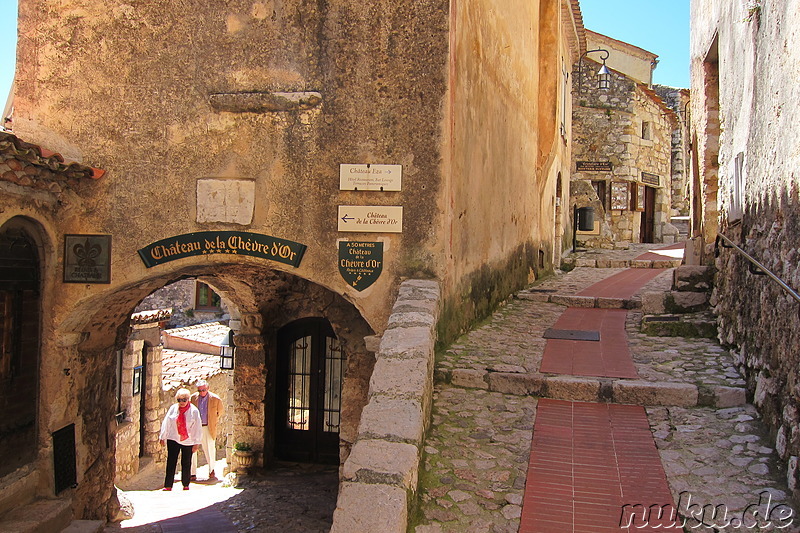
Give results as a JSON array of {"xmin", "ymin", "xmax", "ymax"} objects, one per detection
[
  {"xmin": 0, "ymin": 218, "xmax": 44, "ymax": 479},
  {"xmin": 56, "ymin": 261, "xmax": 375, "ymax": 518}
]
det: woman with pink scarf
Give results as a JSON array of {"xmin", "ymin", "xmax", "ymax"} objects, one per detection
[{"xmin": 159, "ymin": 388, "xmax": 203, "ymax": 490}]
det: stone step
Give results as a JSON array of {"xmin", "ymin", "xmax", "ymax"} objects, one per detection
[
  {"xmin": 574, "ymin": 258, "xmax": 682, "ymax": 269},
  {"xmin": 436, "ymin": 368, "xmax": 745, "ymax": 409},
  {"xmin": 641, "ymin": 290, "xmax": 710, "ymax": 314},
  {"xmin": 60, "ymin": 520, "xmax": 105, "ymax": 533},
  {"xmin": 641, "ymin": 313, "xmax": 718, "ymax": 339},
  {"xmin": 673, "ymin": 264, "xmax": 714, "ymax": 291},
  {"xmin": 0, "ymin": 498, "xmax": 72, "ymax": 533},
  {"xmin": 517, "ymin": 291, "xmax": 641, "ymax": 309}
]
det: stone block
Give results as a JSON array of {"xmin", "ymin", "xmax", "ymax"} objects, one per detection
[
  {"xmin": 379, "ymin": 327, "xmax": 435, "ymax": 359},
  {"xmin": 609, "ymin": 260, "xmax": 630, "ymax": 268},
  {"xmin": 550, "ymin": 295, "xmax": 596, "ymax": 308},
  {"xmin": 596, "ymin": 259, "xmax": 612, "ymax": 268},
  {"xmin": 196, "ymin": 179, "xmax": 255, "ymax": 225},
  {"xmin": 630, "ymin": 260, "xmax": 653, "ymax": 269},
  {"xmin": 596, "ymin": 297, "xmax": 625, "ymax": 309},
  {"xmin": 487, "ymin": 372, "xmax": 545, "ymax": 396},
  {"xmin": 358, "ymin": 396, "xmax": 425, "ymax": 445},
  {"xmin": 451, "ymin": 368, "xmax": 488, "ymax": 390},
  {"xmin": 710, "ymin": 386, "xmax": 746, "ymax": 408},
  {"xmin": 370, "ymin": 357, "xmax": 430, "ymax": 397},
  {"xmin": 364, "ymin": 335, "xmax": 382, "ymax": 353},
  {"xmin": 641, "ymin": 292, "xmax": 667, "ymax": 314},
  {"xmin": 666, "ymin": 291, "xmax": 709, "ymax": 312},
  {"xmin": 331, "ymin": 482, "xmax": 407, "ymax": 533},
  {"xmin": 544, "ymin": 376, "xmax": 601, "ymax": 401},
  {"xmin": 653, "ymin": 259, "xmax": 681, "ymax": 268},
  {"xmin": 516, "ymin": 292, "xmax": 551, "ymax": 303},
  {"xmin": 612, "ymin": 380, "xmax": 698, "ymax": 406},
  {"xmin": 387, "ymin": 311, "xmax": 436, "ymax": 330},
  {"xmin": 575, "ymin": 258, "xmax": 597, "ymax": 267},
  {"xmin": 342, "ymin": 440, "xmax": 419, "ymax": 489},
  {"xmin": 673, "ymin": 265, "xmax": 713, "ymax": 292}
]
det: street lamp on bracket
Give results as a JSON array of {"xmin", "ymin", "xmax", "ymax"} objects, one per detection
[{"xmin": 577, "ymin": 48, "xmax": 611, "ymax": 94}]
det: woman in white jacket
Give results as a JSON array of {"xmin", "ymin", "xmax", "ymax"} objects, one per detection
[{"xmin": 159, "ymin": 388, "xmax": 203, "ymax": 490}]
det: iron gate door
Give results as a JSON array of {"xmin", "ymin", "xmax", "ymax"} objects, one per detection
[{"xmin": 275, "ymin": 318, "xmax": 343, "ymax": 464}]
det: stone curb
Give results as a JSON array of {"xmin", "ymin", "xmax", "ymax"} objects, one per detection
[
  {"xmin": 331, "ymin": 280, "xmax": 440, "ymax": 533},
  {"xmin": 517, "ymin": 292, "xmax": 641, "ymax": 309},
  {"xmin": 443, "ymin": 370, "xmax": 748, "ymax": 408},
  {"xmin": 573, "ymin": 259, "xmax": 682, "ymax": 269}
]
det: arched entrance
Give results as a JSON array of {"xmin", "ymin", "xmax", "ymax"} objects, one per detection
[
  {"xmin": 0, "ymin": 220, "xmax": 41, "ymax": 477},
  {"xmin": 275, "ymin": 318, "xmax": 343, "ymax": 464}
]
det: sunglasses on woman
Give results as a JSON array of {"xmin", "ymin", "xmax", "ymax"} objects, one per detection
[{"xmin": 177, "ymin": 398, "xmax": 189, "ymax": 402}]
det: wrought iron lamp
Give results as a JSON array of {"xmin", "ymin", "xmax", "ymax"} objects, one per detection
[
  {"xmin": 220, "ymin": 329, "xmax": 235, "ymax": 370},
  {"xmin": 577, "ymin": 48, "xmax": 611, "ymax": 94}
]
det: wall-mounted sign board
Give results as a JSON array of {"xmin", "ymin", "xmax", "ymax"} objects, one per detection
[
  {"xmin": 611, "ymin": 182, "xmax": 630, "ymax": 211},
  {"xmin": 576, "ymin": 161, "xmax": 613, "ymax": 172},
  {"xmin": 641, "ymin": 172, "xmax": 660, "ymax": 187},
  {"xmin": 137, "ymin": 231, "xmax": 306, "ymax": 268},
  {"xmin": 338, "ymin": 206, "xmax": 403, "ymax": 233},
  {"xmin": 339, "ymin": 241, "xmax": 383, "ymax": 291},
  {"xmin": 64, "ymin": 234, "xmax": 112, "ymax": 283},
  {"xmin": 339, "ymin": 164, "xmax": 402, "ymax": 191}
]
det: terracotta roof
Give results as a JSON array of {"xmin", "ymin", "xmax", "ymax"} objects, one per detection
[
  {"xmin": 130, "ymin": 308, "xmax": 173, "ymax": 325},
  {"xmin": 161, "ymin": 348, "xmax": 225, "ymax": 391},
  {"xmin": 0, "ymin": 132, "xmax": 105, "ymax": 180},
  {"xmin": 164, "ymin": 321, "xmax": 231, "ymax": 346}
]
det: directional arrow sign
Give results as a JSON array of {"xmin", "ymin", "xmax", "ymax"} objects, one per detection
[
  {"xmin": 338, "ymin": 206, "xmax": 403, "ymax": 233},
  {"xmin": 339, "ymin": 164, "xmax": 402, "ymax": 191}
]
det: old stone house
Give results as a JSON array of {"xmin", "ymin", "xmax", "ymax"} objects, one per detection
[
  {"xmin": 691, "ymin": 0, "xmax": 800, "ymax": 504},
  {"xmin": 571, "ymin": 30, "xmax": 681, "ymax": 247},
  {"xmin": 0, "ymin": 0, "xmax": 586, "ymax": 526}
]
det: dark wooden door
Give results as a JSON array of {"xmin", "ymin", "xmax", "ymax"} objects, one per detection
[
  {"xmin": 275, "ymin": 318, "xmax": 343, "ymax": 464},
  {"xmin": 640, "ymin": 186, "xmax": 657, "ymax": 243}
]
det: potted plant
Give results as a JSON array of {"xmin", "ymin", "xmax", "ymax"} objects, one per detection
[{"xmin": 233, "ymin": 442, "xmax": 256, "ymax": 473}]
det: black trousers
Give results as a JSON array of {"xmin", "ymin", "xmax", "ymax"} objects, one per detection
[{"xmin": 164, "ymin": 439, "xmax": 194, "ymax": 488}]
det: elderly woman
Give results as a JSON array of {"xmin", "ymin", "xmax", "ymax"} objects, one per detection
[{"xmin": 159, "ymin": 387, "xmax": 203, "ymax": 490}]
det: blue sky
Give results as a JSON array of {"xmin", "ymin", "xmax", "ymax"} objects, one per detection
[
  {"xmin": 0, "ymin": 0, "xmax": 688, "ymax": 112},
  {"xmin": 581, "ymin": 0, "xmax": 690, "ymax": 88}
]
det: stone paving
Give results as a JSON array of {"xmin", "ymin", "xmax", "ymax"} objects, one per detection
[{"xmin": 414, "ymin": 248, "xmax": 800, "ymax": 532}]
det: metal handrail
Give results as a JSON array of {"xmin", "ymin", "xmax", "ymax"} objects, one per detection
[{"xmin": 716, "ymin": 233, "xmax": 800, "ymax": 304}]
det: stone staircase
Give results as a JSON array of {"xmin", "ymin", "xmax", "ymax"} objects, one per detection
[{"xmin": 641, "ymin": 265, "xmax": 717, "ymax": 338}]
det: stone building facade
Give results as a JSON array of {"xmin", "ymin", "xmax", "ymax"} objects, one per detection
[
  {"xmin": 0, "ymin": 0, "xmax": 585, "ymax": 523},
  {"xmin": 571, "ymin": 31, "xmax": 679, "ymax": 248},
  {"xmin": 691, "ymin": 0, "xmax": 800, "ymax": 504}
]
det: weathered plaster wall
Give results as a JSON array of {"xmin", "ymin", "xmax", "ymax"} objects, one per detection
[
  {"xmin": 440, "ymin": 0, "xmax": 578, "ymax": 342},
  {"xmin": 691, "ymin": 0, "xmax": 800, "ymax": 503}
]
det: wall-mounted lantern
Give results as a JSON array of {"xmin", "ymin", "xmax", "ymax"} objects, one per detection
[
  {"xmin": 220, "ymin": 330, "xmax": 235, "ymax": 370},
  {"xmin": 577, "ymin": 48, "xmax": 611, "ymax": 94}
]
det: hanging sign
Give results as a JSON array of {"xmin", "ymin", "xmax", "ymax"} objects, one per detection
[
  {"xmin": 137, "ymin": 231, "xmax": 306, "ymax": 268},
  {"xmin": 339, "ymin": 164, "xmax": 402, "ymax": 191},
  {"xmin": 338, "ymin": 241, "xmax": 383, "ymax": 291}
]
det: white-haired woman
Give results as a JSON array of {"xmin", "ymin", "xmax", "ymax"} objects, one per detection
[{"xmin": 159, "ymin": 387, "xmax": 202, "ymax": 490}]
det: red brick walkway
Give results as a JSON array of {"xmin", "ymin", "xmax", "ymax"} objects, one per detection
[
  {"xmin": 539, "ymin": 308, "xmax": 637, "ymax": 378},
  {"xmin": 577, "ymin": 268, "xmax": 665, "ymax": 299},
  {"xmin": 520, "ymin": 400, "xmax": 682, "ymax": 533}
]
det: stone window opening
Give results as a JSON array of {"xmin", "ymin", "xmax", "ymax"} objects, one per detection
[
  {"xmin": 195, "ymin": 281, "xmax": 221, "ymax": 311},
  {"xmin": 642, "ymin": 121, "xmax": 652, "ymax": 140},
  {"xmin": 592, "ymin": 180, "xmax": 609, "ymax": 211}
]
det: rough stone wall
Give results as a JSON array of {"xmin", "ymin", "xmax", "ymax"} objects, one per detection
[
  {"xmin": 654, "ymin": 86, "xmax": 691, "ymax": 217},
  {"xmin": 135, "ymin": 279, "xmax": 232, "ymax": 328},
  {"xmin": 692, "ymin": 0, "xmax": 800, "ymax": 504},
  {"xmin": 572, "ymin": 62, "xmax": 674, "ymax": 247}
]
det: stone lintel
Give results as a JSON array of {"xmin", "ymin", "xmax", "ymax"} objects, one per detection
[{"xmin": 209, "ymin": 91, "xmax": 322, "ymax": 113}]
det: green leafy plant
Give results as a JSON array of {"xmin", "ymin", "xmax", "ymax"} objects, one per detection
[{"xmin": 233, "ymin": 441, "xmax": 252, "ymax": 452}]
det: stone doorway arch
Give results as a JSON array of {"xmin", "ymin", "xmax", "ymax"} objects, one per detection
[{"xmin": 56, "ymin": 261, "xmax": 375, "ymax": 518}]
